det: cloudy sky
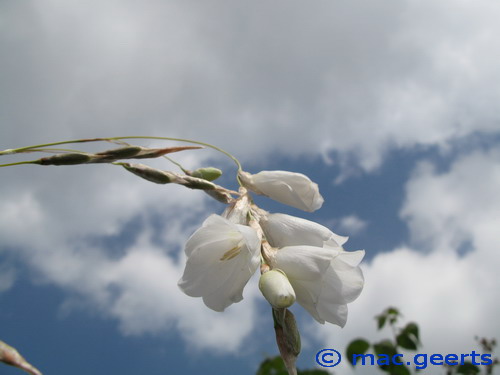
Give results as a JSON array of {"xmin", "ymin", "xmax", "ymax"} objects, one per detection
[{"xmin": 1, "ymin": 1, "xmax": 500, "ymax": 374}]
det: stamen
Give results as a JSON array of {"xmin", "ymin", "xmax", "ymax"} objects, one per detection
[{"xmin": 220, "ymin": 244, "xmax": 242, "ymax": 261}]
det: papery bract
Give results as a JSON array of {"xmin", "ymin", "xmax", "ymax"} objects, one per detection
[
  {"xmin": 178, "ymin": 214, "xmax": 261, "ymax": 312},
  {"xmin": 239, "ymin": 170, "xmax": 324, "ymax": 212},
  {"xmin": 221, "ymin": 191, "xmax": 251, "ymax": 225},
  {"xmin": 273, "ymin": 245, "xmax": 365, "ymax": 326}
]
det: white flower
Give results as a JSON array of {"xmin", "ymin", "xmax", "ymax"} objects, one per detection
[
  {"xmin": 273, "ymin": 246, "xmax": 364, "ymax": 326},
  {"xmin": 178, "ymin": 214, "xmax": 261, "ymax": 312},
  {"xmin": 259, "ymin": 269, "xmax": 296, "ymax": 309},
  {"xmin": 262, "ymin": 213, "xmax": 364, "ymax": 326},
  {"xmin": 260, "ymin": 213, "xmax": 348, "ymax": 249},
  {"xmin": 238, "ymin": 170, "xmax": 324, "ymax": 212}
]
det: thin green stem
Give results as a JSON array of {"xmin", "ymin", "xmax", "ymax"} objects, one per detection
[
  {"xmin": 109, "ymin": 136, "xmax": 243, "ymax": 171},
  {"xmin": 0, "ymin": 160, "xmax": 39, "ymax": 168},
  {"xmin": 162, "ymin": 155, "xmax": 188, "ymax": 173},
  {"xmin": 19, "ymin": 148, "xmax": 88, "ymax": 154},
  {"xmin": 0, "ymin": 137, "xmax": 106, "ymax": 155},
  {"xmin": 1, "ymin": 136, "xmax": 243, "ymax": 171}
]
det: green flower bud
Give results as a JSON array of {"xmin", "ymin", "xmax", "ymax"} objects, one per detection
[
  {"xmin": 190, "ymin": 167, "xmax": 223, "ymax": 181},
  {"xmin": 122, "ymin": 163, "xmax": 173, "ymax": 184},
  {"xmin": 259, "ymin": 269, "xmax": 296, "ymax": 309},
  {"xmin": 95, "ymin": 146, "xmax": 143, "ymax": 161},
  {"xmin": 181, "ymin": 176, "xmax": 216, "ymax": 190},
  {"xmin": 39, "ymin": 153, "xmax": 92, "ymax": 166}
]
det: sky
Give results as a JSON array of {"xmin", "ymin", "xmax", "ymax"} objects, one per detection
[{"xmin": 1, "ymin": 1, "xmax": 500, "ymax": 374}]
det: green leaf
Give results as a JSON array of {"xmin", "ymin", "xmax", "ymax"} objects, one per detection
[
  {"xmin": 373, "ymin": 340, "xmax": 398, "ymax": 357},
  {"xmin": 396, "ymin": 332, "xmax": 417, "ymax": 351},
  {"xmin": 396, "ymin": 323, "xmax": 420, "ymax": 350},
  {"xmin": 373, "ymin": 340, "xmax": 398, "ymax": 373},
  {"xmin": 456, "ymin": 362, "xmax": 480, "ymax": 374},
  {"xmin": 372, "ymin": 340, "xmax": 412, "ymax": 375},
  {"xmin": 386, "ymin": 363, "xmax": 411, "ymax": 375},
  {"xmin": 256, "ymin": 356, "xmax": 329, "ymax": 375},
  {"xmin": 377, "ymin": 315, "xmax": 387, "ymax": 330},
  {"xmin": 404, "ymin": 322, "xmax": 420, "ymax": 342},
  {"xmin": 382, "ymin": 307, "xmax": 400, "ymax": 327},
  {"xmin": 387, "ymin": 307, "xmax": 400, "ymax": 316},
  {"xmin": 346, "ymin": 339, "xmax": 371, "ymax": 366},
  {"xmin": 256, "ymin": 356, "xmax": 288, "ymax": 375},
  {"xmin": 298, "ymin": 370, "xmax": 329, "ymax": 375}
]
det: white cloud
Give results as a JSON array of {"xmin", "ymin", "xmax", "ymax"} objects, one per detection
[
  {"xmin": 2, "ymin": 0, "xmax": 500, "ymax": 170},
  {"xmin": 0, "ymin": 264, "xmax": 16, "ymax": 293},
  {"xmin": 401, "ymin": 148, "xmax": 500, "ymax": 253},
  {"xmin": 2, "ymin": 0, "xmax": 500, "ymax": 365},
  {"xmin": 312, "ymin": 147, "xmax": 500, "ymax": 374},
  {"xmin": 2, "ymin": 204, "xmax": 261, "ymax": 353},
  {"xmin": 0, "ymin": 152, "xmax": 261, "ymax": 353},
  {"xmin": 338, "ymin": 215, "xmax": 368, "ymax": 236}
]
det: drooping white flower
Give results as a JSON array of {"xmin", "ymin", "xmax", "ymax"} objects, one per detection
[
  {"xmin": 273, "ymin": 245, "xmax": 364, "ymax": 326},
  {"xmin": 260, "ymin": 213, "xmax": 348, "ymax": 249},
  {"xmin": 238, "ymin": 170, "xmax": 324, "ymax": 212},
  {"xmin": 259, "ymin": 269, "xmax": 296, "ymax": 309},
  {"xmin": 178, "ymin": 214, "xmax": 261, "ymax": 312},
  {"xmin": 261, "ymin": 212, "xmax": 364, "ymax": 326}
]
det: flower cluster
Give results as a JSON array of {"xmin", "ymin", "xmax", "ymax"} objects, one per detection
[
  {"xmin": 178, "ymin": 170, "xmax": 364, "ymax": 327},
  {"xmin": 1, "ymin": 137, "xmax": 365, "ymax": 375}
]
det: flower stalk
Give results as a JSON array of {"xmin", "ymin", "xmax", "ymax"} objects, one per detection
[{"xmin": 272, "ymin": 308, "xmax": 301, "ymax": 375}]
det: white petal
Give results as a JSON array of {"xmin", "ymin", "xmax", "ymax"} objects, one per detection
[
  {"xmin": 316, "ymin": 303, "xmax": 348, "ymax": 327},
  {"xmin": 328, "ymin": 251, "xmax": 365, "ymax": 303},
  {"xmin": 184, "ymin": 214, "xmax": 241, "ymax": 257},
  {"xmin": 201, "ymin": 255, "xmax": 255, "ymax": 311},
  {"xmin": 178, "ymin": 215, "xmax": 261, "ymax": 311},
  {"xmin": 334, "ymin": 249, "xmax": 365, "ymax": 268},
  {"xmin": 274, "ymin": 245, "xmax": 336, "ymax": 281},
  {"xmin": 203, "ymin": 286, "xmax": 243, "ymax": 312},
  {"xmin": 275, "ymin": 245, "xmax": 365, "ymax": 327},
  {"xmin": 240, "ymin": 170, "xmax": 324, "ymax": 212},
  {"xmin": 285, "ymin": 276, "xmax": 348, "ymax": 326},
  {"xmin": 261, "ymin": 213, "xmax": 348, "ymax": 248},
  {"xmin": 289, "ymin": 279, "xmax": 322, "ymax": 321},
  {"xmin": 312, "ymin": 254, "xmax": 364, "ymax": 325},
  {"xmin": 178, "ymin": 247, "xmax": 242, "ymax": 297}
]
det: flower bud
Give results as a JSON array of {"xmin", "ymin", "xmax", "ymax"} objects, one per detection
[
  {"xmin": 238, "ymin": 170, "xmax": 323, "ymax": 212},
  {"xmin": 0, "ymin": 340, "xmax": 42, "ymax": 375},
  {"xmin": 189, "ymin": 167, "xmax": 223, "ymax": 181},
  {"xmin": 39, "ymin": 153, "xmax": 91, "ymax": 166},
  {"xmin": 94, "ymin": 146, "xmax": 143, "ymax": 162},
  {"xmin": 122, "ymin": 163, "xmax": 173, "ymax": 184},
  {"xmin": 259, "ymin": 269, "xmax": 296, "ymax": 308},
  {"xmin": 179, "ymin": 176, "xmax": 216, "ymax": 190}
]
